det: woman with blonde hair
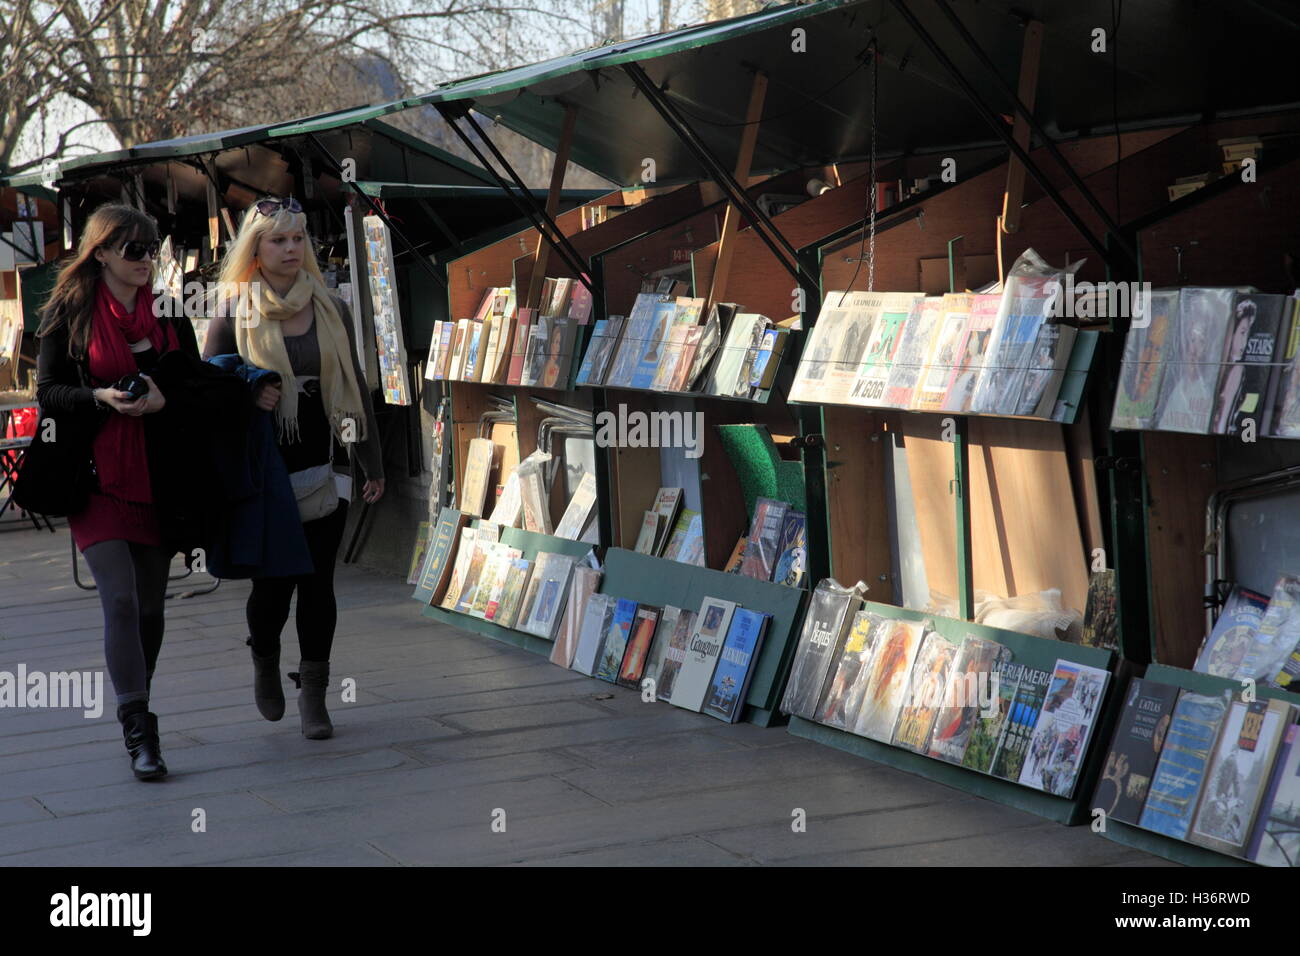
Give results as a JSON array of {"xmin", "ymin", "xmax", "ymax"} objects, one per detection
[
  {"xmin": 33, "ymin": 203, "xmax": 198, "ymax": 780},
  {"xmin": 203, "ymin": 197, "xmax": 383, "ymax": 740}
]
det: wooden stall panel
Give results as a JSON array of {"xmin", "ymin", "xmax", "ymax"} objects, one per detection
[
  {"xmin": 901, "ymin": 414, "xmax": 959, "ymax": 604},
  {"xmin": 823, "ymin": 405, "xmax": 895, "ymax": 601},
  {"xmin": 970, "ymin": 418, "xmax": 1090, "ymax": 615},
  {"xmin": 1142, "ymin": 432, "xmax": 1219, "ymax": 668},
  {"xmin": 901, "ymin": 415, "xmax": 1092, "ymax": 616}
]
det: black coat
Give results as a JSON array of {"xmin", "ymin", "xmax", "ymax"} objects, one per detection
[{"xmin": 35, "ymin": 307, "xmax": 252, "ymax": 561}]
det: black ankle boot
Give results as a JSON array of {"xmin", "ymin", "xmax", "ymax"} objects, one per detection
[
  {"xmin": 246, "ymin": 637, "xmax": 285, "ymax": 721},
  {"xmin": 117, "ymin": 701, "xmax": 167, "ymax": 781},
  {"xmin": 288, "ymin": 661, "xmax": 333, "ymax": 739}
]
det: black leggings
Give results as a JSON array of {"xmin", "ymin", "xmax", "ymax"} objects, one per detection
[
  {"xmin": 246, "ymin": 501, "xmax": 348, "ymax": 662},
  {"xmin": 81, "ymin": 540, "xmax": 174, "ymax": 706}
]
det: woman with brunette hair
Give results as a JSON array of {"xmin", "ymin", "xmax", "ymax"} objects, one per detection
[
  {"xmin": 34, "ymin": 203, "xmax": 195, "ymax": 780},
  {"xmin": 203, "ymin": 197, "xmax": 384, "ymax": 740}
]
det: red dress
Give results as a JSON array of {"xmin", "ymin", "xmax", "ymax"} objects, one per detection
[
  {"xmin": 67, "ymin": 343, "xmax": 162, "ymax": 553},
  {"xmin": 67, "ymin": 284, "xmax": 174, "ymax": 553}
]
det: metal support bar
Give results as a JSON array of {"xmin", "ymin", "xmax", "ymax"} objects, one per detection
[
  {"xmin": 1101, "ymin": 226, "xmax": 1150, "ymax": 663},
  {"xmin": 953, "ymin": 415, "xmax": 974, "ymax": 621},
  {"xmin": 437, "ymin": 104, "xmax": 594, "ymax": 291},
  {"xmin": 622, "ymin": 62, "xmax": 819, "ymax": 291},
  {"xmin": 457, "ymin": 107, "xmax": 594, "ymax": 292},
  {"xmin": 797, "ymin": 245, "xmax": 833, "ymax": 586},
  {"xmin": 889, "ymin": 0, "xmax": 1130, "ymax": 274},
  {"xmin": 933, "ymin": 0, "xmax": 1134, "ymax": 257},
  {"xmin": 304, "ymin": 132, "xmax": 447, "ymax": 290}
]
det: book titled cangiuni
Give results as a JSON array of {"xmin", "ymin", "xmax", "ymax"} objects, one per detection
[{"xmin": 670, "ymin": 597, "xmax": 737, "ymax": 713}]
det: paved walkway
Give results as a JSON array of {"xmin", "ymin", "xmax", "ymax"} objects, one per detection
[{"xmin": 0, "ymin": 522, "xmax": 1164, "ymax": 866}]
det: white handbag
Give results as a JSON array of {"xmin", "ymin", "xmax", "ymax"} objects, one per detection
[{"xmin": 287, "ymin": 377, "xmax": 341, "ymax": 523}]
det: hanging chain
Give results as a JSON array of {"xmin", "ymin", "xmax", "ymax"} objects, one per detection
[{"xmin": 867, "ymin": 40, "xmax": 878, "ymax": 292}]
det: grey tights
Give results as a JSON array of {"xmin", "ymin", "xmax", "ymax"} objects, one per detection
[{"xmin": 81, "ymin": 540, "xmax": 173, "ymax": 707}]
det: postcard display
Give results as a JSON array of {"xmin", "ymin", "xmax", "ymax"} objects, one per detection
[
  {"xmin": 362, "ymin": 214, "xmax": 412, "ymax": 406},
  {"xmin": 1093, "ymin": 148, "xmax": 1300, "ymax": 864}
]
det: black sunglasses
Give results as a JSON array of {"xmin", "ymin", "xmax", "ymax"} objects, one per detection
[
  {"xmin": 253, "ymin": 197, "xmax": 303, "ymax": 218},
  {"xmin": 114, "ymin": 239, "xmax": 161, "ymax": 262}
]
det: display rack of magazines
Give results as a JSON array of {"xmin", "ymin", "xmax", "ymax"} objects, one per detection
[
  {"xmin": 1111, "ymin": 287, "xmax": 1300, "ymax": 438},
  {"xmin": 786, "ymin": 283, "xmax": 1098, "ymax": 424},
  {"xmin": 784, "ymin": 582, "xmax": 1117, "ymax": 823},
  {"xmin": 574, "ymin": 292, "xmax": 794, "ymax": 404}
]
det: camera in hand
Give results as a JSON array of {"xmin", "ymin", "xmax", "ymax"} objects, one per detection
[{"xmin": 112, "ymin": 373, "xmax": 150, "ymax": 401}]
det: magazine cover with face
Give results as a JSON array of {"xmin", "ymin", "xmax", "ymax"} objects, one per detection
[{"xmin": 1154, "ymin": 287, "xmax": 1236, "ymax": 433}]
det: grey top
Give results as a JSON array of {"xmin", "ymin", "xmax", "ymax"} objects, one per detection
[{"xmin": 202, "ymin": 294, "xmax": 383, "ymax": 482}]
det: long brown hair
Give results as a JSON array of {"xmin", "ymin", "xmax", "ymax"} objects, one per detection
[{"xmin": 37, "ymin": 203, "xmax": 160, "ymax": 358}]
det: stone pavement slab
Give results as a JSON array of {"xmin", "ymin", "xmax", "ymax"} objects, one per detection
[{"xmin": 0, "ymin": 522, "xmax": 1160, "ymax": 866}]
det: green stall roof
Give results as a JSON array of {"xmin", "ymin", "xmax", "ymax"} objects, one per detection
[
  {"xmin": 292, "ymin": 0, "xmax": 1300, "ymax": 187},
  {"xmin": 0, "ymin": 115, "xmax": 496, "ymax": 193}
]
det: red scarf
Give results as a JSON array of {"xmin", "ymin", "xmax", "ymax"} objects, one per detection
[{"xmin": 86, "ymin": 281, "xmax": 176, "ymax": 504}]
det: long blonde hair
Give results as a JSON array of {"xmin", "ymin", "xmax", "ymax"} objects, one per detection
[
  {"xmin": 217, "ymin": 203, "xmax": 340, "ymax": 323},
  {"xmin": 38, "ymin": 203, "xmax": 159, "ymax": 358}
]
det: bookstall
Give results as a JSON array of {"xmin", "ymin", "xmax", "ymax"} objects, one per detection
[
  {"xmin": 756, "ymin": 1, "xmax": 1300, "ymax": 848},
  {"xmin": 405, "ymin": 0, "xmax": 914, "ymax": 725},
  {"xmin": 406, "ymin": 0, "xmax": 1297, "ymax": 744},
  {"xmin": 1091, "ymin": 111, "xmax": 1300, "ymax": 866}
]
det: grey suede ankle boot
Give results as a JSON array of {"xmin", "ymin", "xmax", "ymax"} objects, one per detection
[
  {"xmin": 247, "ymin": 637, "xmax": 285, "ymax": 721},
  {"xmin": 289, "ymin": 660, "xmax": 333, "ymax": 739}
]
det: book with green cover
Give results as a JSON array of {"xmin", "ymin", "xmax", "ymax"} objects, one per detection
[{"xmin": 411, "ymin": 509, "xmax": 469, "ymax": 606}]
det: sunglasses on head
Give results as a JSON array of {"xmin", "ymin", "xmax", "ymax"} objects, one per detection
[
  {"xmin": 253, "ymin": 197, "xmax": 303, "ymax": 218},
  {"xmin": 114, "ymin": 239, "xmax": 160, "ymax": 262}
]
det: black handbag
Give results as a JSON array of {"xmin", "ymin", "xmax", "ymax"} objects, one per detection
[
  {"xmin": 11, "ymin": 408, "xmax": 99, "ymax": 518},
  {"xmin": 12, "ymin": 346, "xmax": 104, "ymax": 519}
]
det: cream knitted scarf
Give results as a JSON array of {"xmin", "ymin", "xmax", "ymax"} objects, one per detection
[{"xmin": 234, "ymin": 270, "xmax": 366, "ymax": 444}]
